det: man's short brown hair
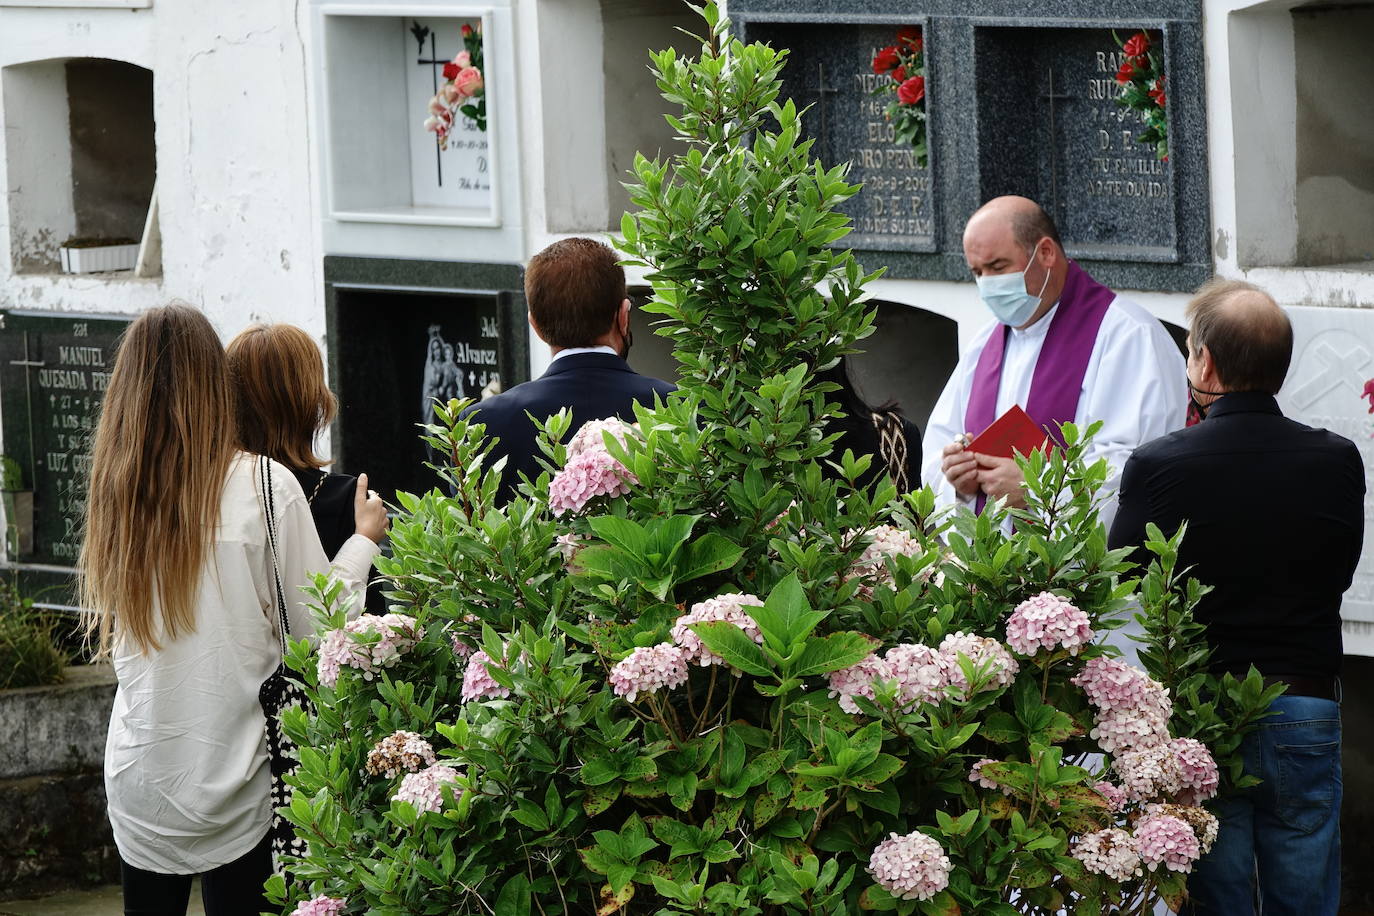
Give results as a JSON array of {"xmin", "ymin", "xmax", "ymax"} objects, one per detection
[
  {"xmin": 1186, "ymin": 278, "xmax": 1293, "ymax": 394},
  {"xmin": 226, "ymin": 323, "xmax": 337, "ymax": 469},
  {"xmin": 525, "ymin": 238, "xmax": 627, "ymax": 348}
]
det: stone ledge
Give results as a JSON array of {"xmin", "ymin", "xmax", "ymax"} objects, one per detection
[
  {"xmin": 0, "ymin": 770, "xmax": 118, "ymax": 901},
  {"xmin": 0, "ymin": 665, "xmax": 116, "ymax": 779}
]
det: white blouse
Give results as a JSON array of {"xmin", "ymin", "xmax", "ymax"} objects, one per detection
[{"xmin": 104, "ymin": 453, "xmax": 378, "ymax": 874}]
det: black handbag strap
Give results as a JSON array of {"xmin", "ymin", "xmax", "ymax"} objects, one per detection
[{"xmin": 258, "ymin": 456, "xmax": 292, "ymax": 654}]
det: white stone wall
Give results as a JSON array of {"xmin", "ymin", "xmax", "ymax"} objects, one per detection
[{"xmin": 0, "ymin": 1, "xmax": 323, "ymax": 336}]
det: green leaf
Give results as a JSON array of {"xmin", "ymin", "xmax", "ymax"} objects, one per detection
[
  {"xmin": 676, "ymin": 533, "xmax": 745, "ymax": 583},
  {"xmin": 581, "ymin": 757, "xmax": 622, "ymax": 787},
  {"xmin": 691, "ymin": 621, "xmax": 772, "ymax": 676},
  {"xmin": 791, "ymin": 631, "xmax": 874, "ymax": 677},
  {"xmin": 750, "ymin": 573, "xmax": 825, "ymax": 653},
  {"xmin": 495, "ymin": 874, "xmax": 532, "ymax": 916}
]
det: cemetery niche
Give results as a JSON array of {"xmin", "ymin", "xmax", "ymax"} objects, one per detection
[
  {"xmin": 324, "ymin": 258, "xmax": 528, "ymax": 504},
  {"xmin": 0, "ymin": 310, "xmax": 131, "ymax": 567},
  {"xmin": 320, "ymin": 10, "xmax": 497, "ymax": 224},
  {"xmin": 733, "ymin": 2, "xmax": 1211, "ymax": 291}
]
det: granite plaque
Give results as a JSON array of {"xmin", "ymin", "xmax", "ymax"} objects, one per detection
[
  {"xmin": 1277, "ymin": 305, "xmax": 1374, "ymax": 657},
  {"xmin": 0, "ymin": 310, "xmax": 130, "ymax": 566},
  {"xmin": 976, "ymin": 26, "xmax": 1178, "ymax": 262},
  {"xmin": 749, "ymin": 22, "xmax": 936, "ymax": 253},
  {"xmin": 333, "ymin": 288, "xmax": 506, "ymax": 502}
]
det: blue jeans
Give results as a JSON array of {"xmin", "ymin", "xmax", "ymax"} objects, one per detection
[{"xmin": 1182, "ymin": 694, "xmax": 1342, "ymax": 916}]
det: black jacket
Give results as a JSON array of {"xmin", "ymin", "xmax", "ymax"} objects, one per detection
[
  {"xmin": 459, "ymin": 352, "xmax": 675, "ymax": 504},
  {"xmin": 291, "ymin": 468, "xmax": 387, "ymax": 614},
  {"xmin": 1108, "ymin": 391, "xmax": 1365, "ymax": 680}
]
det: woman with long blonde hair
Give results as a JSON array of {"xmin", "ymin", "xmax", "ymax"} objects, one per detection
[{"xmin": 81, "ymin": 303, "xmax": 386, "ymax": 916}]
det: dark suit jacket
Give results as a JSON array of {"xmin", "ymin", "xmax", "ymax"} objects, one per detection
[
  {"xmin": 1108, "ymin": 391, "xmax": 1365, "ymax": 680},
  {"xmin": 460, "ymin": 352, "xmax": 675, "ymax": 504}
]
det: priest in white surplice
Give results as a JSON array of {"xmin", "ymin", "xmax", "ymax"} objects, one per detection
[{"xmin": 921, "ymin": 196, "xmax": 1187, "ymax": 534}]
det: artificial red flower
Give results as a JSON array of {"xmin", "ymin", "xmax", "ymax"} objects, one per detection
[
  {"xmin": 461, "ymin": 23, "xmax": 474, "ymax": 37},
  {"xmin": 872, "ymin": 45, "xmax": 900, "ymax": 74},
  {"xmin": 894, "ymin": 66, "xmax": 907, "ymax": 81},
  {"xmin": 897, "ymin": 75, "xmax": 926, "ymax": 105},
  {"xmin": 1123, "ymin": 32, "xmax": 1150, "ymax": 59},
  {"xmin": 897, "ymin": 26, "xmax": 923, "ymax": 52},
  {"xmin": 1115, "ymin": 61, "xmax": 1135, "ymax": 84},
  {"xmin": 442, "ymin": 62, "xmax": 460, "ymax": 80}
]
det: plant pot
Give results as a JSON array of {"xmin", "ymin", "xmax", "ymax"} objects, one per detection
[
  {"xmin": 1, "ymin": 490, "xmax": 33, "ymax": 557},
  {"xmin": 59, "ymin": 243, "xmax": 138, "ymax": 274}
]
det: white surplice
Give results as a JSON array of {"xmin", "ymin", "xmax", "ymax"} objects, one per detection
[{"xmin": 921, "ymin": 295, "xmax": 1187, "ymax": 535}]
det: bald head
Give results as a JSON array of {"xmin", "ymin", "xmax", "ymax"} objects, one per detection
[
  {"xmin": 1186, "ymin": 278, "xmax": 1292, "ymax": 394},
  {"xmin": 965, "ymin": 196, "xmax": 1064, "ymax": 254}
]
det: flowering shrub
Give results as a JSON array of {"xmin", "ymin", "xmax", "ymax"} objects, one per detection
[
  {"xmin": 270, "ymin": 6, "xmax": 1281, "ymax": 914},
  {"xmin": 423, "ymin": 20, "xmax": 486, "ymax": 144},
  {"xmin": 1112, "ymin": 29, "xmax": 1168, "ymax": 160},
  {"xmin": 869, "ymin": 27, "xmax": 928, "ymax": 166}
]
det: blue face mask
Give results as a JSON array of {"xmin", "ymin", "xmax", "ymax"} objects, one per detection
[{"xmin": 975, "ymin": 248, "xmax": 1050, "ymax": 327}]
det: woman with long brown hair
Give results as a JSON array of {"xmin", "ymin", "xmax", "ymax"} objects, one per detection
[
  {"xmin": 226, "ymin": 323, "xmax": 386, "ymax": 613},
  {"xmin": 81, "ymin": 303, "xmax": 386, "ymax": 915}
]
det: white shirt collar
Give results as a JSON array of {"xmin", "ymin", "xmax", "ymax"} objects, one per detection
[
  {"xmin": 551, "ymin": 345, "xmax": 619, "ymax": 362},
  {"xmin": 1008, "ymin": 302, "xmax": 1060, "ymax": 342}
]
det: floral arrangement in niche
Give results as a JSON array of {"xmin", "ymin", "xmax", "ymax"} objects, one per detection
[
  {"xmin": 870, "ymin": 26, "xmax": 929, "ymax": 167},
  {"xmin": 423, "ymin": 21, "xmax": 486, "ymax": 146},
  {"xmin": 1112, "ymin": 29, "xmax": 1168, "ymax": 161},
  {"xmin": 269, "ymin": 5, "xmax": 1282, "ymax": 913}
]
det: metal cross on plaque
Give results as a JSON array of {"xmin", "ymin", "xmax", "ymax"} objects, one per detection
[{"xmin": 410, "ymin": 20, "xmax": 446, "ymax": 187}]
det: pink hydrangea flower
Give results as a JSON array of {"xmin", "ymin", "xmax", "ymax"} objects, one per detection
[
  {"xmin": 1134, "ymin": 813, "xmax": 1201, "ymax": 872},
  {"xmin": 316, "ymin": 613, "xmax": 423, "ymax": 688},
  {"xmin": 1072, "ymin": 828, "xmax": 1142, "ymax": 881},
  {"xmin": 1004, "ymin": 592, "xmax": 1094, "ymax": 656},
  {"xmin": 450, "ymin": 633, "xmax": 475, "ymax": 660},
  {"xmin": 883, "ymin": 643, "xmax": 948, "ymax": 707},
  {"xmin": 461, "ymin": 650, "xmax": 511, "ymax": 702},
  {"xmin": 671, "ymin": 594, "xmax": 764, "ymax": 668},
  {"xmin": 548, "ymin": 449, "xmax": 636, "ymax": 516},
  {"xmin": 554, "ymin": 532, "xmax": 585, "ymax": 571},
  {"xmin": 290, "ymin": 896, "xmax": 347, "ymax": 916},
  {"xmin": 828, "ymin": 653, "xmax": 893, "ymax": 714},
  {"xmin": 392, "ymin": 763, "xmax": 461, "ymax": 814},
  {"xmin": 1094, "ymin": 781, "xmax": 1128, "ymax": 812},
  {"xmin": 365, "ymin": 730, "xmax": 437, "ymax": 778},
  {"xmin": 847, "ymin": 525, "xmax": 923, "ymax": 597},
  {"xmin": 1073, "ymin": 657, "xmax": 1162, "ymax": 711},
  {"xmin": 609, "ymin": 643, "xmax": 689, "ymax": 702},
  {"xmin": 1170, "ymin": 737, "xmax": 1219, "ymax": 803},
  {"xmin": 867, "ymin": 830, "xmax": 951, "ymax": 901},
  {"xmin": 938, "ymin": 632, "xmax": 1018, "ymax": 694},
  {"xmin": 1073, "ymin": 657, "xmax": 1173, "ymax": 752},
  {"xmin": 1114, "ymin": 743, "xmax": 1184, "ymax": 801},
  {"xmin": 1145, "ymin": 802, "xmax": 1219, "ymax": 855},
  {"xmin": 566, "ymin": 417, "xmax": 637, "ymax": 461}
]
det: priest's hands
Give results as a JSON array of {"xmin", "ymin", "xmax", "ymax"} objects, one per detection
[
  {"xmin": 973, "ymin": 454, "xmax": 1027, "ymax": 508},
  {"xmin": 940, "ymin": 440, "xmax": 981, "ymax": 497}
]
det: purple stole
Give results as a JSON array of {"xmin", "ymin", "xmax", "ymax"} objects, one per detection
[{"xmin": 965, "ymin": 261, "xmax": 1116, "ymax": 513}]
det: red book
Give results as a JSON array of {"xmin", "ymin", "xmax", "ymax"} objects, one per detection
[{"xmin": 966, "ymin": 405, "xmax": 1050, "ymax": 459}]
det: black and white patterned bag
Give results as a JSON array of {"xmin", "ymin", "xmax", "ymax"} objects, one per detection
[{"xmin": 257, "ymin": 456, "xmax": 313, "ymax": 869}]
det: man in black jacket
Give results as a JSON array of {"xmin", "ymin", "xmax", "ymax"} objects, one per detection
[
  {"xmin": 1109, "ymin": 278, "xmax": 1364, "ymax": 916},
  {"xmin": 460, "ymin": 237, "xmax": 674, "ymax": 504}
]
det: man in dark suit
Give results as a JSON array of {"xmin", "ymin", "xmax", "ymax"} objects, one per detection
[
  {"xmin": 461, "ymin": 237, "xmax": 674, "ymax": 504},
  {"xmin": 1109, "ymin": 279, "xmax": 1364, "ymax": 916}
]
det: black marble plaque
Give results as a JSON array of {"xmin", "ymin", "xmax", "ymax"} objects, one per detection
[
  {"xmin": 334, "ymin": 288, "xmax": 506, "ymax": 501},
  {"xmin": 749, "ymin": 21, "xmax": 937, "ymax": 253},
  {"xmin": 976, "ymin": 26, "xmax": 1178, "ymax": 262},
  {"xmin": 0, "ymin": 310, "xmax": 130, "ymax": 566}
]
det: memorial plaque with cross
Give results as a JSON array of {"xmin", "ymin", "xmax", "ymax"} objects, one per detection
[
  {"xmin": 746, "ymin": 22, "xmax": 937, "ymax": 253},
  {"xmin": 404, "ymin": 17, "xmax": 491, "ymax": 210},
  {"xmin": 976, "ymin": 26, "xmax": 1179, "ymax": 262},
  {"xmin": 0, "ymin": 310, "xmax": 131, "ymax": 566}
]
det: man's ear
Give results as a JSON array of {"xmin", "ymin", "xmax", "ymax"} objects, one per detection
[
  {"xmin": 618, "ymin": 298, "xmax": 632, "ymax": 335},
  {"xmin": 1198, "ymin": 344, "xmax": 1219, "ymax": 386}
]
